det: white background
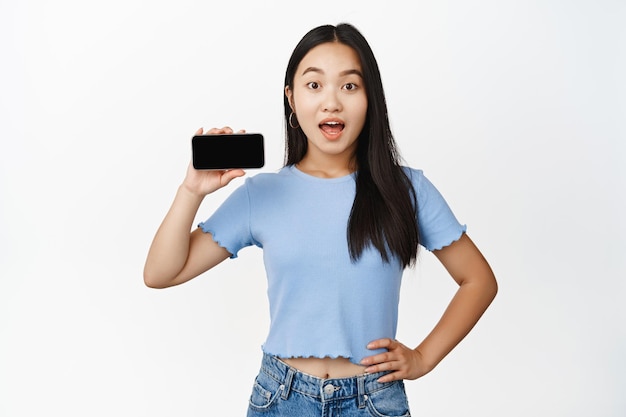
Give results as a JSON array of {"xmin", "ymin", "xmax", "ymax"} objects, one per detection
[{"xmin": 1, "ymin": 1, "xmax": 625, "ymax": 416}]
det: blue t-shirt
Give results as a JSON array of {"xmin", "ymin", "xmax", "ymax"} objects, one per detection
[{"xmin": 199, "ymin": 165, "xmax": 466, "ymax": 364}]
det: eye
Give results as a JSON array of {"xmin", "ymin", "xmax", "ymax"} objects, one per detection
[
  {"xmin": 343, "ymin": 82, "xmax": 358, "ymax": 91},
  {"xmin": 307, "ymin": 81, "xmax": 320, "ymax": 90}
]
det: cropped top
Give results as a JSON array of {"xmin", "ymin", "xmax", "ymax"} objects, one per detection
[{"xmin": 198, "ymin": 165, "xmax": 466, "ymax": 364}]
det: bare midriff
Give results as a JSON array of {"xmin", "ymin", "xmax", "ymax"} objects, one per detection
[{"xmin": 281, "ymin": 356, "xmax": 367, "ymax": 379}]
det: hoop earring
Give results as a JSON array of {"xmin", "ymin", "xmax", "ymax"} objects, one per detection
[{"xmin": 289, "ymin": 112, "xmax": 299, "ymax": 129}]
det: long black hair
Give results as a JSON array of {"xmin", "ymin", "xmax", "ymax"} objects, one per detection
[{"xmin": 284, "ymin": 23, "xmax": 419, "ymax": 268}]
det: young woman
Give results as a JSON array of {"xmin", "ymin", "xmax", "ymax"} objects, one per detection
[{"xmin": 144, "ymin": 23, "xmax": 497, "ymax": 417}]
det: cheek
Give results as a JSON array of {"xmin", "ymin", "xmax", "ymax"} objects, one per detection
[
  {"xmin": 354, "ymin": 99, "xmax": 368, "ymax": 125},
  {"xmin": 352, "ymin": 91, "xmax": 368, "ymax": 111},
  {"xmin": 293, "ymin": 96, "xmax": 315, "ymax": 116}
]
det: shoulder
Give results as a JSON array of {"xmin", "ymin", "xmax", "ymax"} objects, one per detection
[
  {"xmin": 239, "ymin": 166, "xmax": 300, "ymax": 199},
  {"xmin": 400, "ymin": 166, "xmax": 426, "ymax": 191},
  {"xmin": 244, "ymin": 166, "xmax": 293, "ymax": 187},
  {"xmin": 399, "ymin": 166, "xmax": 447, "ymax": 204},
  {"xmin": 400, "ymin": 166, "xmax": 425, "ymax": 181},
  {"xmin": 247, "ymin": 169, "xmax": 285, "ymax": 181}
]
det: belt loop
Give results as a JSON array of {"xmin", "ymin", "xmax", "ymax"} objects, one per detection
[
  {"xmin": 281, "ymin": 367, "xmax": 296, "ymax": 400},
  {"xmin": 357, "ymin": 374, "xmax": 366, "ymax": 409}
]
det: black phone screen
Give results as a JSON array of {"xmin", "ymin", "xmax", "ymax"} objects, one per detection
[{"xmin": 192, "ymin": 133, "xmax": 264, "ymax": 170}]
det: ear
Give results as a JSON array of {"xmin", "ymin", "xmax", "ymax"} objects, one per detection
[{"xmin": 285, "ymin": 86, "xmax": 295, "ymax": 111}]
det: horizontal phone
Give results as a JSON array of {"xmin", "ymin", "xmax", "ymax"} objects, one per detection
[{"xmin": 192, "ymin": 133, "xmax": 265, "ymax": 170}]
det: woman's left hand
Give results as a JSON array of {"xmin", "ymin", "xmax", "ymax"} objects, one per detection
[{"xmin": 360, "ymin": 339, "xmax": 431, "ymax": 382}]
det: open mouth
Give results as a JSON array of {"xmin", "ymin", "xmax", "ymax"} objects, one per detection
[{"xmin": 319, "ymin": 121, "xmax": 345, "ymax": 135}]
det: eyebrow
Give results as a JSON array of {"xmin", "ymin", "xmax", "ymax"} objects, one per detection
[{"xmin": 301, "ymin": 67, "xmax": 363, "ymax": 78}]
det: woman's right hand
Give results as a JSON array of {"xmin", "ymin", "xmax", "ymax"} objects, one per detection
[{"xmin": 181, "ymin": 127, "xmax": 247, "ymax": 196}]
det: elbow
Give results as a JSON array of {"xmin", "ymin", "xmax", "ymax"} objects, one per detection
[
  {"xmin": 490, "ymin": 282, "xmax": 498, "ymax": 303},
  {"xmin": 465, "ymin": 269, "xmax": 498, "ymax": 304},
  {"xmin": 486, "ymin": 272, "xmax": 498, "ymax": 302},
  {"xmin": 143, "ymin": 268, "xmax": 170, "ymax": 289},
  {"xmin": 143, "ymin": 275, "xmax": 163, "ymax": 289}
]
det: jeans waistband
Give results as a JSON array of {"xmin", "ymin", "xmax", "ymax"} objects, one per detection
[{"xmin": 259, "ymin": 353, "xmax": 394, "ymax": 403}]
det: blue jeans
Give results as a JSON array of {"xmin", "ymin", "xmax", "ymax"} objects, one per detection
[{"xmin": 247, "ymin": 353, "xmax": 411, "ymax": 417}]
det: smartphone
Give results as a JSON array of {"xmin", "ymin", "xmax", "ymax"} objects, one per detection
[{"xmin": 192, "ymin": 133, "xmax": 264, "ymax": 170}]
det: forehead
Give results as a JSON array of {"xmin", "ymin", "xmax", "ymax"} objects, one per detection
[{"xmin": 296, "ymin": 42, "xmax": 362, "ymax": 75}]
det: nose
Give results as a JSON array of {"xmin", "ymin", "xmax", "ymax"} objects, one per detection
[{"xmin": 322, "ymin": 89, "xmax": 342, "ymax": 113}]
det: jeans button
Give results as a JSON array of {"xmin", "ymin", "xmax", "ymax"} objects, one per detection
[{"xmin": 323, "ymin": 384, "xmax": 335, "ymax": 395}]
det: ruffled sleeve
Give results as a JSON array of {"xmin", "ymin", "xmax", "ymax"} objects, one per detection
[
  {"xmin": 408, "ymin": 168, "xmax": 467, "ymax": 251},
  {"xmin": 198, "ymin": 180, "xmax": 255, "ymax": 258}
]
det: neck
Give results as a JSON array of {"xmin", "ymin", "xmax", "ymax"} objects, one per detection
[{"xmin": 296, "ymin": 154, "xmax": 357, "ymax": 179}]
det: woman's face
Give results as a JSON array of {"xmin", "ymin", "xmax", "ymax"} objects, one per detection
[{"xmin": 286, "ymin": 42, "xmax": 368, "ymax": 168}]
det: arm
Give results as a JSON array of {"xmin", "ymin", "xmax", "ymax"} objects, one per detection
[
  {"xmin": 361, "ymin": 233, "xmax": 498, "ymax": 381},
  {"xmin": 143, "ymin": 127, "xmax": 246, "ymax": 289}
]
